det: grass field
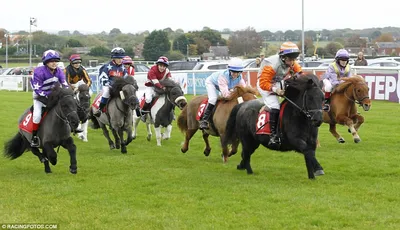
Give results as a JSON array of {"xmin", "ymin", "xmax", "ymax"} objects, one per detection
[{"xmin": 0, "ymin": 91, "xmax": 400, "ymax": 230}]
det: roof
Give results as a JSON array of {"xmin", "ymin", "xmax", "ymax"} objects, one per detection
[{"xmin": 375, "ymin": 42, "xmax": 400, "ymax": 49}]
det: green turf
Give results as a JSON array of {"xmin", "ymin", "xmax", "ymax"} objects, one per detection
[{"xmin": 0, "ymin": 91, "xmax": 399, "ymax": 230}]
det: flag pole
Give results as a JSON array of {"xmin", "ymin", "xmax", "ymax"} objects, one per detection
[{"xmin": 29, "ymin": 17, "xmax": 32, "ymax": 68}]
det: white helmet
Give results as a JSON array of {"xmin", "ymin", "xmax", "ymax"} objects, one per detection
[{"xmin": 228, "ymin": 58, "xmax": 244, "ymax": 72}]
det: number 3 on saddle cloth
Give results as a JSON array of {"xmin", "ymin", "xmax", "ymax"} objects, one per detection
[
  {"xmin": 92, "ymin": 93, "xmax": 107, "ymax": 113},
  {"xmin": 19, "ymin": 107, "xmax": 48, "ymax": 133},
  {"xmin": 255, "ymin": 101, "xmax": 288, "ymax": 135}
]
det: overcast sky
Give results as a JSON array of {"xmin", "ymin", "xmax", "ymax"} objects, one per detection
[{"xmin": 1, "ymin": 0, "xmax": 399, "ymax": 34}]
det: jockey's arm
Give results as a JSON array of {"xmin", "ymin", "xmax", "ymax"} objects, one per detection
[
  {"xmin": 58, "ymin": 71, "xmax": 69, "ymax": 88},
  {"xmin": 83, "ymin": 70, "xmax": 92, "ymax": 87},
  {"xmin": 217, "ymin": 76, "xmax": 231, "ymax": 98},
  {"xmin": 258, "ymin": 65, "xmax": 276, "ymax": 92}
]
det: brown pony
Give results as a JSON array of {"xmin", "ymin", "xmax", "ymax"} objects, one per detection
[
  {"xmin": 177, "ymin": 85, "xmax": 258, "ymax": 162},
  {"xmin": 323, "ymin": 75, "xmax": 371, "ymax": 143}
]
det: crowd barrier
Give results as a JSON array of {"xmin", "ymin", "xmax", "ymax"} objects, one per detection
[{"xmin": 1, "ymin": 66, "xmax": 400, "ymax": 103}]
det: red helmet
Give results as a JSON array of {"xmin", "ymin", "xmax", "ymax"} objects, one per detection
[
  {"xmin": 122, "ymin": 56, "xmax": 133, "ymax": 65},
  {"xmin": 156, "ymin": 56, "xmax": 169, "ymax": 66},
  {"xmin": 69, "ymin": 54, "xmax": 82, "ymax": 62}
]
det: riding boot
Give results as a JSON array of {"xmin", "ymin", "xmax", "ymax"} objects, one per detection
[
  {"xmin": 94, "ymin": 102, "xmax": 106, "ymax": 117},
  {"xmin": 268, "ymin": 109, "xmax": 280, "ymax": 148},
  {"xmin": 31, "ymin": 124, "xmax": 40, "ymax": 147},
  {"xmin": 199, "ymin": 103, "xmax": 215, "ymax": 130},
  {"xmin": 323, "ymin": 92, "xmax": 331, "ymax": 112},
  {"xmin": 140, "ymin": 102, "xmax": 152, "ymax": 122}
]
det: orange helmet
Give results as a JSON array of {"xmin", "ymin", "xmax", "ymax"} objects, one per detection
[{"xmin": 279, "ymin": 42, "xmax": 300, "ymax": 58}]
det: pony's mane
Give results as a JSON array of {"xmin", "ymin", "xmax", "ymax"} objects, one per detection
[
  {"xmin": 334, "ymin": 75, "xmax": 365, "ymax": 93},
  {"xmin": 47, "ymin": 84, "xmax": 74, "ymax": 110},
  {"xmin": 77, "ymin": 84, "xmax": 89, "ymax": 92},
  {"xmin": 225, "ymin": 85, "xmax": 258, "ymax": 101},
  {"xmin": 110, "ymin": 77, "xmax": 138, "ymax": 98},
  {"xmin": 160, "ymin": 78, "xmax": 180, "ymax": 88},
  {"xmin": 286, "ymin": 74, "xmax": 320, "ymax": 92}
]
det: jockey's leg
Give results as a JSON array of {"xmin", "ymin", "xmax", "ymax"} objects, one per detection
[
  {"xmin": 322, "ymin": 79, "xmax": 332, "ymax": 112},
  {"xmin": 200, "ymin": 78, "xmax": 218, "ymax": 130},
  {"xmin": 94, "ymin": 86, "xmax": 109, "ymax": 117},
  {"xmin": 141, "ymin": 87, "xmax": 154, "ymax": 122},
  {"xmin": 268, "ymin": 108, "xmax": 280, "ymax": 146},
  {"xmin": 31, "ymin": 98, "xmax": 43, "ymax": 147},
  {"xmin": 258, "ymin": 81, "xmax": 280, "ymax": 147}
]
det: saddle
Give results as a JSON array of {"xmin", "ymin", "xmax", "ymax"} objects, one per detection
[
  {"xmin": 255, "ymin": 101, "xmax": 288, "ymax": 136},
  {"xmin": 19, "ymin": 107, "xmax": 48, "ymax": 133}
]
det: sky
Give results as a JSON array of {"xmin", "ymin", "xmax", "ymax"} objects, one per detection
[{"xmin": 1, "ymin": 0, "xmax": 399, "ymax": 34}]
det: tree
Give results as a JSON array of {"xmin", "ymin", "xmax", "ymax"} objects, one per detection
[
  {"xmin": 325, "ymin": 42, "xmax": 344, "ymax": 57},
  {"xmin": 374, "ymin": 33, "xmax": 394, "ymax": 42},
  {"xmin": 142, "ymin": 30, "xmax": 170, "ymax": 61},
  {"xmin": 89, "ymin": 46, "xmax": 110, "ymax": 56},
  {"xmin": 72, "ymin": 30, "xmax": 83, "ymax": 36},
  {"xmin": 58, "ymin": 30, "xmax": 71, "ymax": 36},
  {"xmin": 166, "ymin": 50, "xmax": 185, "ymax": 61},
  {"xmin": 370, "ymin": 30, "xmax": 382, "ymax": 40},
  {"xmin": 66, "ymin": 38, "xmax": 83, "ymax": 47},
  {"xmin": 228, "ymin": 27, "xmax": 263, "ymax": 56},
  {"xmin": 109, "ymin": 28, "xmax": 122, "ymax": 37},
  {"xmin": 173, "ymin": 34, "xmax": 189, "ymax": 55},
  {"xmin": 345, "ymin": 34, "xmax": 367, "ymax": 48}
]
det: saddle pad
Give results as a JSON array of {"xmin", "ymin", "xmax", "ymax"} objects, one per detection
[
  {"xmin": 92, "ymin": 92, "xmax": 103, "ymax": 109},
  {"xmin": 139, "ymin": 94, "xmax": 158, "ymax": 109},
  {"xmin": 255, "ymin": 110, "xmax": 271, "ymax": 135},
  {"xmin": 196, "ymin": 99, "xmax": 208, "ymax": 121},
  {"xmin": 19, "ymin": 111, "xmax": 48, "ymax": 133}
]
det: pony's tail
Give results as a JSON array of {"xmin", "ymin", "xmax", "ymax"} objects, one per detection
[
  {"xmin": 177, "ymin": 106, "xmax": 188, "ymax": 133},
  {"xmin": 223, "ymin": 103, "xmax": 243, "ymax": 146},
  {"xmin": 3, "ymin": 132, "xmax": 29, "ymax": 160},
  {"xmin": 89, "ymin": 109, "xmax": 100, "ymax": 129}
]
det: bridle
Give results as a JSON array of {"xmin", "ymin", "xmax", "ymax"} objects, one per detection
[
  {"xmin": 55, "ymin": 95, "xmax": 79, "ymax": 125},
  {"xmin": 344, "ymin": 83, "xmax": 370, "ymax": 106},
  {"xmin": 165, "ymin": 85, "xmax": 186, "ymax": 109},
  {"xmin": 283, "ymin": 88, "xmax": 322, "ymax": 119}
]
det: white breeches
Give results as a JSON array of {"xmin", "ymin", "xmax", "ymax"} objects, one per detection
[
  {"xmin": 32, "ymin": 93, "xmax": 46, "ymax": 124},
  {"xmin": 323, "ymin": 79, "xmax": 333, "ymax": 92},
  {"xmin": 205, "ymin": 78, "xmax": 218, "ymax": 105},
  {"xmin": 257, "ymin": 81, "xmax": 282, "ymax": 110},
  {"xmin": 145, "ymin": 87, "xmax": 156, "ymax": 103},
  {"xmin": 102, "ymin": 85, "xmax": 110, "ymax": 98}
]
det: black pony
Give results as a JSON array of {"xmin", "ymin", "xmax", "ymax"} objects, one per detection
[
  {"xmin": 223, "ymin": 74, "xmax": 325, "ymax": 179},
  {"xmin": 3, "ymin": 84, "xmax": 81, "ymax": 174}
]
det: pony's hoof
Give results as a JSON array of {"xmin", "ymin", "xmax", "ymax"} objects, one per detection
[
  {"xmin": 109, "ymin": 144, "xmax": 115, "ymax": 150},
  {"xmin": 354, "ymin": 138, "xmax": 361, "ymax": 143},
  {"xmin": 147, "ymin": 135, "xmax": 151, "ymax": 141},
  {"xmin": 348, "ymin": 128, "xmax": 351, "ymax": 133},
  {"xmin": 203, "ymin": 149, "xmax": 211, "ymax": 157},
  {"xmin": 70, "ymin": 167, "xmax": 77, "ymax": 174},
  {"xmin": 181, "ymin": 148, "xmax": 188, "ymax": 153},
  {"xmin": 157, "ymin": 143, "xmax": 162, "ymax": 147},
  {"xmin": 338, "ymin": 137, "xmax": 345, "ymax": 143},
  {"xmin": 131, "ymin": 135, "xmax": 136, "ymax": 140},
  {"xmin": 121, "ymin": 147, "xmax": 127, "ymax": 154},
  {"xmin": 237, "ymin": 165, "xmax": 245, "ymax": 170},
  {"xmin": 45, "ymin": 169, "xmax": 52, "ymax": 174},
  {"xmin": 314, "ymin": 170, "xmax": 325, "ymax": 176},
  {"xmin": 49, "ymin": 159, "xmax": 57, "ymax": 166}
]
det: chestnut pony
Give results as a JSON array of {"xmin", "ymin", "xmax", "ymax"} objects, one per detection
[
  {"xmin": 323, "ymin": 75, "xmax": 371, "ymax": 143},
  {"xmin": 177, "ymin": 85, "xmax": 258, "ymax": 162}
]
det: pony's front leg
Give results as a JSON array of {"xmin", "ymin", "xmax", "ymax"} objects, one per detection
[
  {"xmin": 154, "ymin": 126, "xmax": 163, "ymax": 146},
  {"xmin": 43, "ymin": 142, "xmax": 57, "ymax": 166},
  {"xmin": 329, "ymin": 123, "xmax": 345, "ymax": 143},
  {"xmin": 78, "ymin": 121, "xmax": 89, "ymax": 142},
  {"xmin": 117, "ymin": 129, "xmax": 127, "ymax": 154},
  {"xmin": 61, "ymin": 137, "xmax": 77, "ymax": 174},
  {"xmin": 339, "ymin": 115, "xmax": 361, "ymax": 143},
  {"xmin": 351, "ymin": 114, "xmax": 364, "ymax": 132},
  {"xmin": 181, "ymin": 129, "xmax": 198, "ymax": 153},
  {"xmin": 111, "ymin": 128, "xmax": 121, "ymax": 149},
  {"xmin": 146, "ymin": 122, "xmax": 152, "ymax": 141},
  {"xmin": 31, "ymin": 147, "xmax": 51, "ymax": 173},
  {"xmin": 202, "ymin": 131, "xmax": 211, "ymax": 157},
  {"xmin": 99, "ymin": 123, "xmax": 115, "ymax": 150},
  {"xmin": 162, "ymin": 124, "xmax": 172, "ymax": 140},
  {"xmin": 132, "ymin": 115, "xmax": 140, "ymax": 140}
]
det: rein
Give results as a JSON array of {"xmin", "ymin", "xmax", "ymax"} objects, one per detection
[
  {"xmin": 54, "ymin": 95, "xmax": 78, "ymax": 125},
  {"xmin": 343, "ymin": 85, "xmax": 369, "ymax": 106},
  {"xmin": 283, "ymin": 89, "xmax": 322, "ymax": 119}
]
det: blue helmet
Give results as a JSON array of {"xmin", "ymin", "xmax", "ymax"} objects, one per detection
[
  {"xmin": 111, "ymin": 47, "xmax": 126, "ymax": 59},
  {"xmin": 42, "ymin": 50, "xmax": 60, "ymax": 65}
]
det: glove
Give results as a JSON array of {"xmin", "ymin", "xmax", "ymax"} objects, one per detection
[{"xmin": 276, "ymin": 89, "xmax": 285, "ymax": 96}]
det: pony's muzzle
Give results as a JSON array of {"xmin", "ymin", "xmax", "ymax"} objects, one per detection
[{"xmin": 175, "ymin": 96, "xmax": 187, "ymax": 110}]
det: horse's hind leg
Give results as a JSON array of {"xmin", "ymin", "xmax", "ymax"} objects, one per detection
[
  {"xmin": 132, "ymin": 115, "xmax": 140, "ymax": 139},
  {"xmin": 78, "ymin": 121, "xmax": 89, "ymax": 142},
  {"xmin": 219, "ymin": 134, "xmax": 230, "ymax": 163},
  {"xmin": 162, "ymin": 124, "xmax": 172, "ymax": 140},
  {"xmin": 61, "ymin": 137, "xmax": 78, "ymax": 174},
  {"xmin": 31, "ymin": 148, "xmax": 51, "ymax": 173},
  {"xmin": 202, "ymin": 131, "xmax": 211, "ymax": 157},
  {"xmin": 181, "ymin": 129, "xmax": 197, "ymax": 153},
  {"xmin": 238, "ymin": 137, "xmax": 259, "ymax": 174},
  {"xmin": 146, "ymin": 123, "xmax": 152, "ymax": 141},
  {"xmin": 154, "ymin": 126, "xmax": 163, "ymax": 146},
  {"xmin": 339, "ymin": 115, "xmax": 361, "ymax": 143},
  {"xmin": 329, "ymin": 123, "xmax": 345, "ymax": 143}
]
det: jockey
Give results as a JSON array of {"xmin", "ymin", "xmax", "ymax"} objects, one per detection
[
  {"xmin": 122, "ymin": 56, "xmax": 135, "ymax": 77},
  {"xmin": 64, "ymin": 54, "xmax": 92, "ymax": 94},
  {"xmin": 30, "ymin": 50, "xmax": 70, "ymax": 147},
  {"xmin": 322, "ymin": 49, "xmax": 351, "ymax": 112},
  {"xmin": 141, "ymin": 56, "xmax": 171, "ymax": 120},
  {"xmin": 257, "ymin": 41, "xmax": 302, "ymax": 147},
  {"xmin": 199, "ymin": 58, "xmax": 246, "ymax": 130},
  {"xmin": 93, "ymin": 47, "xmax": 128, "ymax": 117}
]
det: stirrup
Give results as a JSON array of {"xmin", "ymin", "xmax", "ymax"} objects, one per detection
[
  {"xmin": 140, "ymin": 114, "xmax": 147, "ymax": 122},
  {"xmin": 199, "ymin": 120, "xmax": 209, "ymax": 130},
  {"xmin": 93, "ymin": 110, "xmax": 102, "ymax": 117},
  {"xmin": 323, "ymin": 104, "xmax": 330, "ymax": 112},
  {"xmin": 31, "ymin": 137, "xmax": 40, "ymax": 147}
]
